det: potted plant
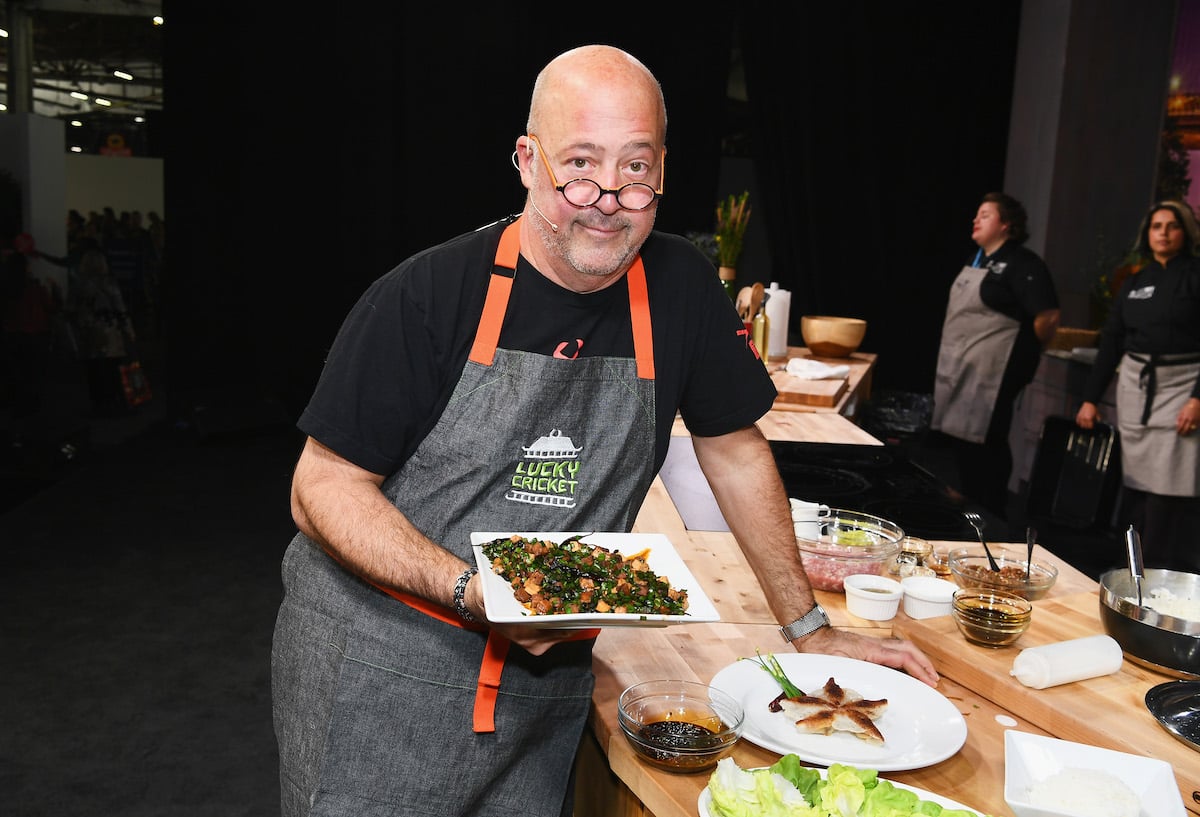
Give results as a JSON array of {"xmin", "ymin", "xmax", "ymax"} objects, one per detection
[{"xmin": 714, "ymin": 191, "xmax": 751, "ymax": 297}]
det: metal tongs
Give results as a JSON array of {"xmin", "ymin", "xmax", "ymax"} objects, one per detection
[{"xmin": 1125, "ymin": 524, "xmax": 1144, "ymax": 606}]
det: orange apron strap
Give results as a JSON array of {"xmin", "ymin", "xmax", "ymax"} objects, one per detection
[
  {"xmin": 468, "ymin": 220, "xmax": 522, "ymax": 366},
  {"xmin": 473, "ymin": 630, "xmax": 510, "ymax": 732},
  {"xmin": 626, "ymin": 257, "xmax": 655, "ymax": 380}
]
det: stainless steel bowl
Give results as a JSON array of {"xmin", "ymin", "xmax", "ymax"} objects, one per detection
[{"xmin": 1098, "ymin": 568, "xmax": 1200, "ymax": 680}]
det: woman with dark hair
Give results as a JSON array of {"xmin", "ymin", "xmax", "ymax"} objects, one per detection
[
  {"xmin": 932, "ymin": 192, "xmax": 1062, "ymax": 522},
  {"xmin": 1076, "ymin": 200, "xmax": 1200, "ymax": 571}
]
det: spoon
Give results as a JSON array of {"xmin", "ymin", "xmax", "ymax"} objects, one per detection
[
  {"xmin": 1024, "ymin": 526, "xmax": 1037, "ymax": 581},
  {"xmin": 747, "ymin": 282, "xmax": 765, "ymax": 321},
  {"xmin": 1125, "ymin": 524, "xmax": 1144, "ymax": 607}
]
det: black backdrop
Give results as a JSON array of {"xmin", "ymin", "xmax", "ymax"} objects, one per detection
[{"xmin": 162, "ymin": 3, "xmax": 1019, "ymax": 424}]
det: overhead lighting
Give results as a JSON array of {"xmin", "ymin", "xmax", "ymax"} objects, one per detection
[
  {"xmin": 114, "ymin": 70, "xmax": 134, "ymax": 81},
  {"xmin": 153, "ymin": 16, "xmax": 164, "ymax": 26},
  {"xmin": 0, "ymin": 28, "xmax": 8, "ymax": 38},
  {"xmin": 70, "ymin": 120, "xmax": 83, "ymax": 127},
  {"xmin": 95, "ymin": 98, "xmax": 112, "ymax": 107},
  {"xmin": 70, "ymin": 91, "xmax": 89, "ymax": 100},
  {"xmin": 70, "ymin": 146, "xmax": 83, "ymax": 153},
  {"xmin": 134, "ymin": 116, "xmax": 145, "ymax": 123},
  {"xmin": 0, "ymin": 103, "xmax": 6, "ymax": 112}
]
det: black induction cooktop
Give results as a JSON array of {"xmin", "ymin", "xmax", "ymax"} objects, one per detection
[
  {"xmin": 658, "ymin": 437, "xmax": 1000, "ymax": 541},
  {"xmin": 767, "ymin": 441, "xmax": 991, "ymax": 541}
]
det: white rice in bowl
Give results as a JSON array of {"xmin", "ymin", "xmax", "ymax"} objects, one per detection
[
  {"xmin": 1122, "ymin": 587, "xmax": 1200, "ymax": 620},
  {"xmin": 1027, "ymin": 767, "xmax": 1141, "ymax": 817}
]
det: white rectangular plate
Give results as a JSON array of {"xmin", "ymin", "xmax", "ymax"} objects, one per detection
[{"xmin": 470, "ymin": 531, "xmax": 720, "ymax": 629}]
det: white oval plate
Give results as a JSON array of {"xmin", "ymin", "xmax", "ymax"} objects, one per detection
[{"xmin": 708, "ymin": 653, "xmax": 966, "ymax": 771}]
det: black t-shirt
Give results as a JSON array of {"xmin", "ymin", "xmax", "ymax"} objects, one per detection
[
  {"xmin": 1084, "ymin": 253, "xmax": 1200, "ymax": 403},
  {"xmin": 299, "ymin": 217, "xmax": 777, "ymax": 476},
  {"xmin": 975, "ymin": 240, "xmax": 1059, "ymax": 390}
]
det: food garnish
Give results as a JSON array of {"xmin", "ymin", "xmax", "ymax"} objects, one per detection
[{"xmin": 481, "ymin": 534, "xmax": 689, "ymax": 616}]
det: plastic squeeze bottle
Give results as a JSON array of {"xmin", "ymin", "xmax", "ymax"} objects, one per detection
[{"xmin": 1009, "ymin": 635, "xmax": 1123, "ymax": 689}]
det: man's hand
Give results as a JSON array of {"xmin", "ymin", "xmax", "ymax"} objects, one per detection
[{"xmin": 793, "ymin": 627, "xmax": 940, "ymax": 687}]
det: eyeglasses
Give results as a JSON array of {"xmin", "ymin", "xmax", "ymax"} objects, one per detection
[{"xmin": 527, "ymin": 133, "xmax": 664, "ymax": 211}]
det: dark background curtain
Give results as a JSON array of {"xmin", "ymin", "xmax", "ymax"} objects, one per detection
[
  {"xmin": 740, "ymin": 3, "xmax": 1021, "ymax": 393},
  {"xmin": 163, "ymin": 3, "xmax": 1021, "ymax": 422}
]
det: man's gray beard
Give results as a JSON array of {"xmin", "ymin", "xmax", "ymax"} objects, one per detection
[{"xmin": 532, "ymin": 211, "xmax": 648, "ymax": 280}]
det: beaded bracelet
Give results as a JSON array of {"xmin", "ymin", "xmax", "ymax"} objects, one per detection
[{"xmin": 453, "ymin": 566, "xmax": 478, "ymax": 622}]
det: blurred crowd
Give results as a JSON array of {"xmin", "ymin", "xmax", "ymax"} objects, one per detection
[{"xmin": 0, "ymin": 207, "xmax": 165, "ymax": 435}]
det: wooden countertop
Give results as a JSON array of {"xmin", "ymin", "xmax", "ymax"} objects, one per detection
[
  {"xmin": 769, "ymin": 346, "xmax": 877, "ymax": 418},
  {"xmin": 581, "ymin": 409, "xmax": 1198, "ymax": 817}
]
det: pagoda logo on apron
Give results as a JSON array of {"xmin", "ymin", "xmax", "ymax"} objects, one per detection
[{"xmin": 506, "ymin": 429, "xmax": 584, "ymax": 507}]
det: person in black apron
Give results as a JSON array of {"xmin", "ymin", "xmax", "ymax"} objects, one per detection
[
  {"xmin": 1077, "ymin": 200, "xmax": 1200, "ymax": 572},
  {"xmin": 271, "ymin": 45, "xmax": 937, "ymax": 817},
  {"xmin": 931, "ymin": 192, "xmax": 1061, "ymax": 522}
]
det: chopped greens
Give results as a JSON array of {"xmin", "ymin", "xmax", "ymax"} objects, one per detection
[
  {"xmin": 481, "ymin": 534, "xmax": 689, "ymax": 616},
  {"xmin": 743, "ymin": 650, "xmax": 806, "ymax": 699}
]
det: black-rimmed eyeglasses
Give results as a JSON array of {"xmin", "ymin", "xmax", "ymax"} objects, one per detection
[{"xmin": 528, "ymin": 133, "xmax": 664, "ymax": 211}]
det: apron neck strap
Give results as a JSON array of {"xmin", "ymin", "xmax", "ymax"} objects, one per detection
[
  {"xmin": 972, "ymin": 248, "xmax": 983, "ymax": 267},
  {"xmin": 468, "ymin": 217, "xmax": 655, "ymax": 380}
]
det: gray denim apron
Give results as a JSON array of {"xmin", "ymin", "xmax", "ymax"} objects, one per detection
[
  {"xmin": 931, "ymin": 264, "xmax": 1020, "ymax": 443},
  {"xmin": 1117, "ymin": 352, "xmax": 1200, "ymax": 496},
  {"xmin": 273, "ymin": 219, "xmax": 658, "ymax": 816}
]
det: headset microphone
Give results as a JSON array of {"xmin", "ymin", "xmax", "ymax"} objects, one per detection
[{"xmin": 530, "ymin": 199, "xmax": 559, "ymax": 232}]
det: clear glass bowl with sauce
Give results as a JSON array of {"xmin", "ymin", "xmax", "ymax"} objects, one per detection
[
  {"xmin": 617, "ymin": 679, "xmax": 744, "ymax": 773},
  {"xmin": 952, "ymin": 588, "xmax": 1033, "ymax": 647}
]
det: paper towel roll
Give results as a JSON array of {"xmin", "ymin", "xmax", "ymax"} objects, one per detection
[
  {"xmin": 1009, "ymin": 635, "xmax": 1123, "ymax": 689},
  {"xmin": 765, "ymin": 282, "xmax": 791, "ymax": 359}
]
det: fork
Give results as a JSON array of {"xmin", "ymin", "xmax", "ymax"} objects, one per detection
[{"xmin": 963, "ymin": 511, "xmax": 1001, "ymax": 572}]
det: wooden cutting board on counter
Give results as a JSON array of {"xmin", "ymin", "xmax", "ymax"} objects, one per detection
[
  {"xmin": 770, "ymin": 369, "xmax": 847, "ymax": 408},
  {"xmin": 892, "ymin": 591, "xmax": 1200, "ymax": 813}
]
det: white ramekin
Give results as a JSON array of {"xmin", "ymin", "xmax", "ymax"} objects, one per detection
[
  {"xmin": 900, "ymin": 576, "xmax": 958, "ymax": 619},
  {"xmin": 842, "ymin": 573, "xmax": 903, "ymax": 621}
]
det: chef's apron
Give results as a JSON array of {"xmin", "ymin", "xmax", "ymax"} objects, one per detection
[
  {"xmin": 1116, "ymin": 352, "xmax": 1200, "ymax": 496},
  {"xmin": 931, "ymin": 264, "xmax": 1021, "ymax": 443},
  {"xmin": 272, "ymin": 218, "xmax": 659, "ymax": 817}
]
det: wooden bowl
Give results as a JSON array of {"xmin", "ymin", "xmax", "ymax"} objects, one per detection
[{"xmin": 800, "ymin": 316, "xmax": 867, "ymax": 357}]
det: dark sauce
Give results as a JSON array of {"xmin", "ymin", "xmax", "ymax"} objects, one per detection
[{"xmin": 636, "ymin": 720, "xmax": 726, "ymax": 768}]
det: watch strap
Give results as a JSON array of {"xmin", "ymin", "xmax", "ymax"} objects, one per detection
[{"xmin": 779, "ymin": 603, "xmax": 830, "ymax": 642}]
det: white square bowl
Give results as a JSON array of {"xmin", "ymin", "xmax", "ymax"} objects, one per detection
[{"xmin": 1003, "ymin": 730, "xmax": 1184, "ymax": 817}]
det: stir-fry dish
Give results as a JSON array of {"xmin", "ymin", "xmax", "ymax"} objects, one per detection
[{"xmin": 481, "ymin": 534, "xmax": 690, "ymax": 616}]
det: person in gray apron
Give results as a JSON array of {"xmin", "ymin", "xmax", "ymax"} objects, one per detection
[
  {"xmin": 932, "ymin": 192, "xmax": 1060, "ymax": 521},
  {"xmin": 272, "ymin": 45, "xmax": 938, "ymax": 817},
  {"xmin": 1078, "ymin": 200, "xmax": 1200, "ymax": 572}
]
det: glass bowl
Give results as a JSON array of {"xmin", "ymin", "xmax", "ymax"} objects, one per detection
[
  {"xmin": 947, "ymin": 544, "xmax": 1058, "ymax": 600},
  {"xmin": 796, "ymin": 508, "xmax": 904, "ymax": 592},
  {"xmin": 952, "ymin": 588, "xmax": 1033, "ymax": 647},
  {"xmin": 617, "ymin": 680, "xmax": 744, "ymax": 774}
]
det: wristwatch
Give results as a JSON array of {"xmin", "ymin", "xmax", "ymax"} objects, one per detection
[{"xmin": 779, "ymin": 603, "xmax": 830, "ymax": 642}]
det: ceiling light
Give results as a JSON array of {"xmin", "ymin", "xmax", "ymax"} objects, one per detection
[
  {"xmin": 0, "ymin": 103, "xmax": 7, "ymax": 112},
  {"xmin": 114, "ymin": 70, "xmax": 134, "ymax": 81},
  {"xmin": 70, "ymin": 91, "xmax": 88, "ymax": 100},
  {"xmin": 134, "ymin": 116, "xmax": 145, "ymax": 123},
  {"xmin": 153, "ymin": 16, "xmax": 164, "ymax": 26},
  {"xmin": 0, "ymin": 28, "xmax": 8, "ymax": 38},
  {"xmin": 70, "ymin": 146, "xmax": 82, "ymax": 153},
  {"xmin": 95, "ymin": 98, "xmax": 112, "ymax": 107},
  {"xmin": 70, "ymin": 120, "xmax": 82, "ymax": 127}
]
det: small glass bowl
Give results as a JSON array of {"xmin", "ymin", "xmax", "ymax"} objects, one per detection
[
  {"xmin": 952, "ymin": 588, "xmax": 1033, "ymax": 647},
  {"xmin": 617, "ymin": 680, "xmax": 744, "ymax": 774},
  {"xmin": 948, "ymin": 545, "xmax": 1058, "ymax": 600}
]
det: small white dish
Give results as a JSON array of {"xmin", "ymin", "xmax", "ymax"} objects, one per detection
[
  {"xmin": 901, "ymin": 576, "xmax": 957, "ymax": 619},
  {"xmin": 843, "ymin": 573, "xmax": 902, "ymax": 620},
  {"xmin": 1004, "ymin": 729, "xmax": 1184, "ymax": 817}
]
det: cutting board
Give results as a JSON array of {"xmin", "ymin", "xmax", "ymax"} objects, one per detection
[
  {"xmin": 770, "ymin": 369, "xmax": 847, "ymax": 408},
  {"xmin": 892, "ymin": 591, "xmax": 1200, "ymax": 813}
]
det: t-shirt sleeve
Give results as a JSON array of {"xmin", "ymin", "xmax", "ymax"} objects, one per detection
[{"xmin": 297, "ymin": 263, "xmax": 461, "ymax": 475}]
